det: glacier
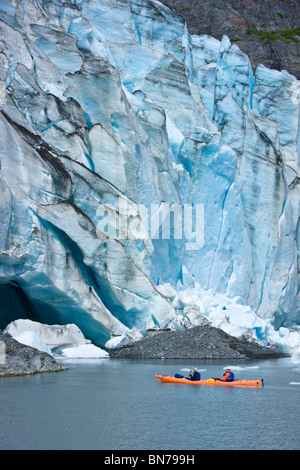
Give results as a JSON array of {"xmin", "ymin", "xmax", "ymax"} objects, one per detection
[{"xmin": 0, "ymin": 0, "xmax": 299, "ymax": 356}]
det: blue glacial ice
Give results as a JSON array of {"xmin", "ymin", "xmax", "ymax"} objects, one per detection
[{"xmin": 0, "ymin": 0, "xmax": 299, "ymax": 357}]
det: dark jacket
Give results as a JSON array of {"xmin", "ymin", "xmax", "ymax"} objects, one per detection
[{"xmin": 189, "ymin": 370, "xmax": 201, "ymax": 381}]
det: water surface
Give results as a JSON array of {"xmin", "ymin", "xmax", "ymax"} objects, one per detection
[{"xmin": 0, "ymin": 357, "xmax": 299, "ymax": 450}]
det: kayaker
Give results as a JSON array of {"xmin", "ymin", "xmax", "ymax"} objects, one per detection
[
  {"xmin": 211, "ymin": 368, "xmax": 235, "ymax": 382},
  {"xmin": 221, "ymin": 368, "xmax": 234, "ymax": 382},
  {"xmin": 174, "ymin": 367, "xmax": 201, "ymax": 380},
  {"xmin": 188, "ymin": 367, "xmax": 201, "ymax": 381}
]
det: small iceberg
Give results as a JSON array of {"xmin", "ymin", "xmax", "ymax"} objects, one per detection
[
  {"xmin": 60, "ymin": 343, "xmax": 109, "ymax": 358},
  {"xmin": 4, "ymin": 319, "xmax": 110, "ymax": 360}
]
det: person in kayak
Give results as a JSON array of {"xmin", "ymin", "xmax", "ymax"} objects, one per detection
[
  {"xmin": 221, "ymin": 368, "xmax": 234, "ymax": 382},
  {"xmin": 187, "ymin": 367, "xmax": 201, "ymax": 381},
  {"xmin": 212, "ymin": 368, "xmax": 235, "ymax": 382},
  {"xmin": 174, "ymin": 367, "xmax": 201, "ymax": 381}
]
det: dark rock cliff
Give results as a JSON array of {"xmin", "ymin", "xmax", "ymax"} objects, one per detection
[{"xmin": 161, "ymin": 0, "xmax": 300, "ymax": 78}]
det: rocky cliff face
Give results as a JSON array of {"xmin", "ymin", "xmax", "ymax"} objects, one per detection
[{"xmin": 162, "ymin": 0, "xmax": 300, "ymax": 78}]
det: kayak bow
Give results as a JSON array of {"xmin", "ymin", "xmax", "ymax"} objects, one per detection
[{"xmin": 155, "ymin": 374, "xmax": 263, "ymax": 387}]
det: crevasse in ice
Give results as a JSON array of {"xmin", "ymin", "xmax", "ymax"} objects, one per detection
[{"xmin": 0, "ymin": 0, "xmax": 299, "ymax": 354}]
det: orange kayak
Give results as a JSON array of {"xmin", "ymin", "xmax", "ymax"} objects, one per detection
[{"xmin": 155, "ymin": 374, "xmax": 263, "ymax": 387}]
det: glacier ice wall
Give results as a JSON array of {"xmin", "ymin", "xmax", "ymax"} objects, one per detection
[{"xmin": 0, "ymin": 0, "xmax": 299, "ymax": 347}]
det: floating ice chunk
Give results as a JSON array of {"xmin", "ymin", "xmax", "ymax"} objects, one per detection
[
  {"xmin": 4, "ymin": 319, "xmax": 87, "ymax": 348},
  {"xmin": 61, "ymin": 344, "xmax": 109, "ymax": 358}
]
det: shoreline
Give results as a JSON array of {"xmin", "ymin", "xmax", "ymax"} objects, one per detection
[{"xmin": 0, "ymin": 322, "xmax": 287, "ymax": 376}]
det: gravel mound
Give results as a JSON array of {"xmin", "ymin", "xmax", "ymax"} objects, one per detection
[{"xmin": 109, "ymin": 325, "xmax": 286, "ymax": 360}]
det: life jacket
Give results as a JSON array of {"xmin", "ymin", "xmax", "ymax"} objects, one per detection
[{"xmin": 223, "ymin": 370, "xmax": 234, "ymax": 382}]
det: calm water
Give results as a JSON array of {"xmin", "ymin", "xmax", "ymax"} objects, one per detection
[{"xmin": 0, "ymin": 357, "xmax": 299, "ymax": 450}]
